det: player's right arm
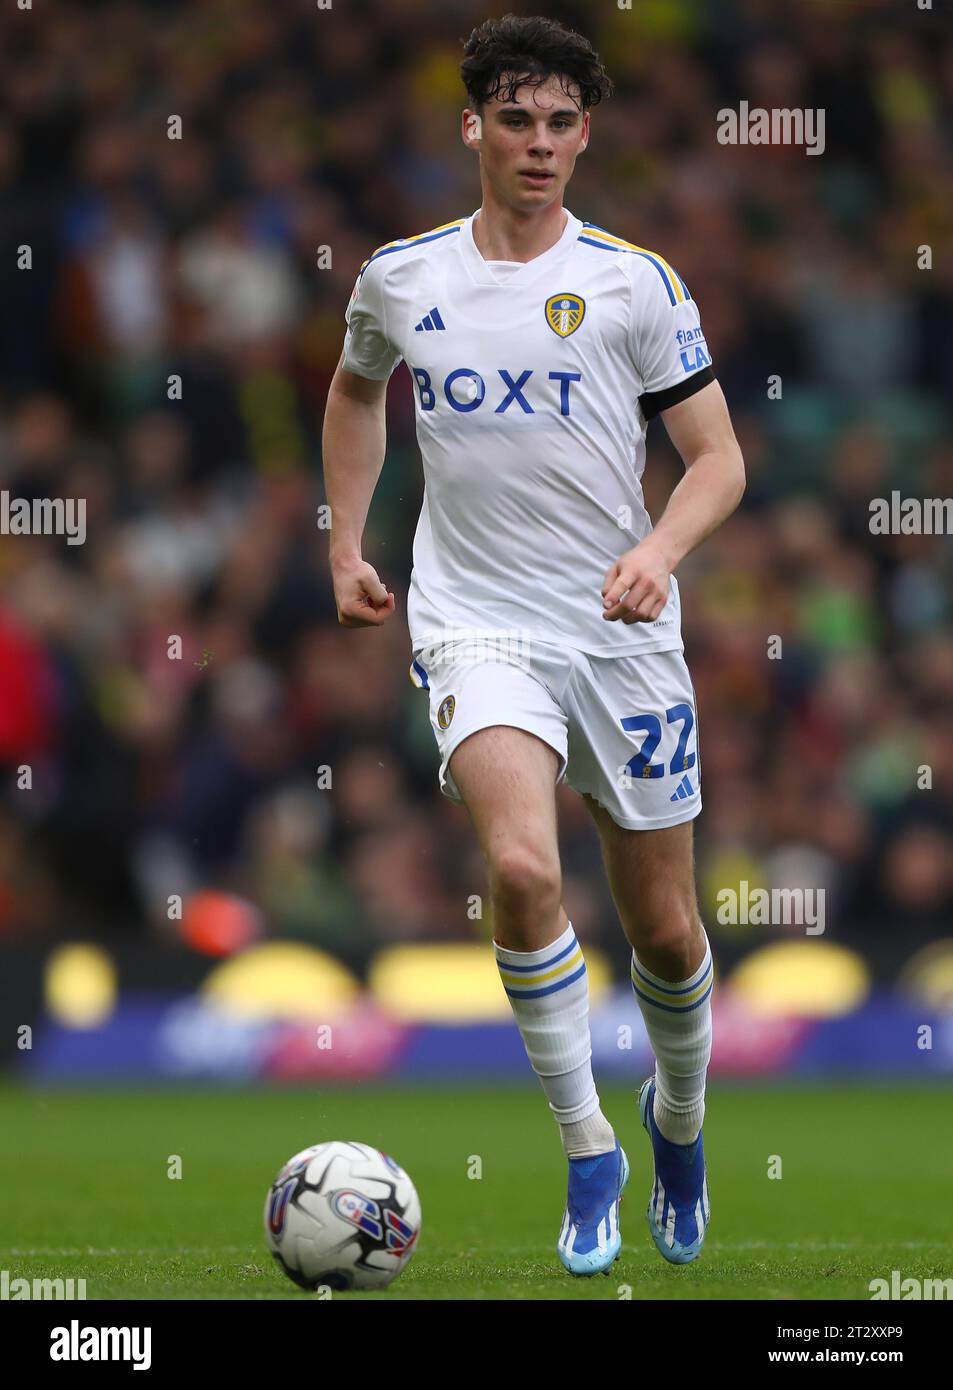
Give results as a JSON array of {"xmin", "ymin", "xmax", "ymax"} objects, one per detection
[
  {"xmin": 323, "ymin": 256, "xmax": 403, "ymax": 628},
  {"xmin": 323, "ymin": 353, "xmax": 395, "ymax": 627}
]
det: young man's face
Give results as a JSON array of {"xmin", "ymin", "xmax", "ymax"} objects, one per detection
[{"xmin": 462, "ymin": 72, "xmax": 589, "ymax": 212}]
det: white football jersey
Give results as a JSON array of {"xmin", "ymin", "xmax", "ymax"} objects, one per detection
[{"xmin": 341, "ymin": 207, "xmax": 714, "ymax": 656}]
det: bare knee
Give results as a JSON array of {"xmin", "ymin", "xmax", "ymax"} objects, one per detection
[
  {"xmin": 490, "ymin": 851, "xmax": 565, "ymax": 950},
  {"xmin": 627, "ymin": 903, "xmax": 705, "ymax": 979},
  {"xmin": 489, "ymin": 842, "xmax": 561, "ymax": 921}
]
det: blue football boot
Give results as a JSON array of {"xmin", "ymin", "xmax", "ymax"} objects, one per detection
[
  {"xmin": 639, "ymin": 1077, "xmax": 709, "ymax": 1264},
  {"xmin": 556, "ymin": 1140, "xmax": 629, "ymax": 1276}
]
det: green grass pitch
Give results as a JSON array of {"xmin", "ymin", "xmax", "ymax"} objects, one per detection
[{"xmin": 2, "ymin": 1082, "xmax": 950, "ymax": 1300}]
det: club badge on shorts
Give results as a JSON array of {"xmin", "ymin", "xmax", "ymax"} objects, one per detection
[
  {"xmin": 437, "ymin": 695, "xmax": 455, "ymax": 729},
  {"xmin": 545, "ymin": 292, "xmax": 585, "ymax": 338}
]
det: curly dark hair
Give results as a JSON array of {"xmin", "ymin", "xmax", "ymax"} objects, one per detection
[{"xmin": 460, "ymin": 14, "xmax": 613, "ymax": 113}]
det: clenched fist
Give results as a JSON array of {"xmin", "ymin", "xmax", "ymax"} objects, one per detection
[
  {"xmin": 601, "ymin": 540, "xmax": 671, "ymax": 624},
  {"xmin": 332, "ymin": 557, "xmax": 396, "ymax": 628}
]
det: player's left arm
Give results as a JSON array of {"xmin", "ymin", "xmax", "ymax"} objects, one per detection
[{"xmin": 602, "ymin": 379, "xmax": 745, "ymax": 624}]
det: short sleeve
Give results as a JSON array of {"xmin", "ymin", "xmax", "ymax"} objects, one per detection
[
  {"xmin": 632, "ymin": 259, "xmax": 715, "ymax": 420},
  {"xmin": 342, "ymin": 258, "xmax": 402, "ymax": 381}
]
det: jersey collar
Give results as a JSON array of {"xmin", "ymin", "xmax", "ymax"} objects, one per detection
[{"xmin": 458, "ymin": 207, "xmax": 583, "ymax": 287}]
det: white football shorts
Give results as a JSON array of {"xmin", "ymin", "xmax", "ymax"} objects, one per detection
[{"xmin": 409, "ymin": 635, "xmax": 701, "ymax": 831}]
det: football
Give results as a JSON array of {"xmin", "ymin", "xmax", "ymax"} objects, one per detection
[{"xmin": 264, "ymin": 1140, "xmax": 421, "ymax": 1291}]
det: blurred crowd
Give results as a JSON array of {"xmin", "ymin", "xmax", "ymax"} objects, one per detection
[{"xmin": 1, "ymin": 0, "xmax": 952, "ymax": 974}]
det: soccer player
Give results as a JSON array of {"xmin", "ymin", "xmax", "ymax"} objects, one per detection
[{"xmin": 323, "ymin": 14, "xmax": 745, "ymax": 1276}]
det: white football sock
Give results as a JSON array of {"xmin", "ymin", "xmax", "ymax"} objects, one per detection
[
  {"xmin": 630, "ymin": 934, "xmax": 713, "ymax": 1145},
  {"xmin": 495, "ymin": 921, "xmax": 615, "ymax": 1158}
]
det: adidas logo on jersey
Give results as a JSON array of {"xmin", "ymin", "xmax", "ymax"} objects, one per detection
[
  {"xmin": 414, "ymin": 307, "xmax": 446, "ymax": 332},
  {"xmin": 670, "ymin": 775, "xmax": 695, "ymax": 802}
]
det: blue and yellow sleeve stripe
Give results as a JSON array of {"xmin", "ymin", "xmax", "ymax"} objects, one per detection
[
  {"xmin": 360, "ymin": 218, "xmax": 467, "ymax": 277},
  {"xmin": 578, "ymin": 223, "xmax": 691, "ymax": 306}
]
